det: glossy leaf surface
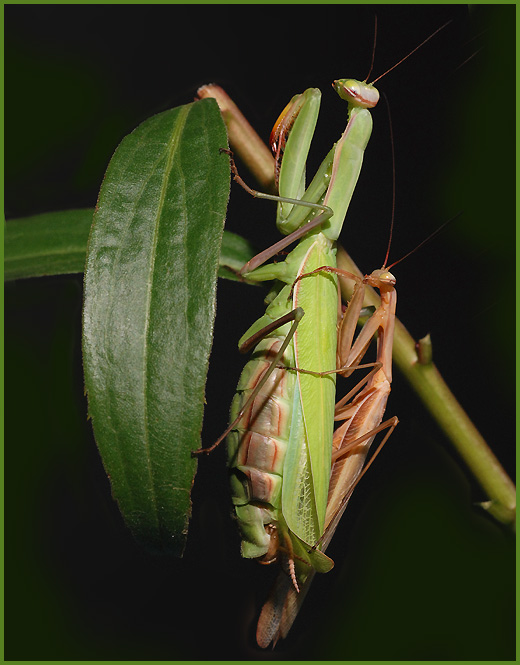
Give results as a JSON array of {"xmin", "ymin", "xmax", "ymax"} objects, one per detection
[{"xmin": 83, "ymin": 99, "xmax": 230, "ymax": 555}]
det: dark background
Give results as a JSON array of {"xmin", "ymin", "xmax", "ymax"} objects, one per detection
[{"xmin": 5, "ymin": 4, "xmax": 515, "ymax": 661}]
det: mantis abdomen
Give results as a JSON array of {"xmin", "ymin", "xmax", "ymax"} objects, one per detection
[{"xmin": 227, "ymin": 331, "xmax": 297, "ymax": 560}]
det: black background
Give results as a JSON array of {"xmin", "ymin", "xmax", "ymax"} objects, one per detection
[{"xmin": 5, "ymin": 4, "xmax": 515, "ymax": 661}]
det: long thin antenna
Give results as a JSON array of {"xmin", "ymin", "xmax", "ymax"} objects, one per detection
[
  {"xmin": 370, "ymin": 20, "xmax": 452, "ymax": 85},
  {"xmin": 454, "ymin": 48, "xmax": 482, "ymax": 72},
  {"xmin": 382, "ymin": 92, "xmax": 395, "ymax": 269},
  {"xmin": 386, "ymin": 213, "xmax": 462, "ymax": 271},
  {"xmin": 365, "ymin": 15, "xmax": 378, "ymax": 82}
]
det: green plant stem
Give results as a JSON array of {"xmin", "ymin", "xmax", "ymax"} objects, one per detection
[{"xmin": 337, "ymin": 246, "xmax": 516, "ymax": 530}]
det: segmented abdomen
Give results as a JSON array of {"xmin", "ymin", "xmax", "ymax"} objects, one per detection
[{"xmin": 227, "ymin": 335, "xmax": 296, "ymax": 559}]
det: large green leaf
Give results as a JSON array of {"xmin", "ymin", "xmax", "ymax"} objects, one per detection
[
  {"xmin": 4, "ymin": 208, "xmax": 94, "ymax": 280},
  {"xmin": 83, "ymin": 98, "xmax": 230, "ymax": 555},
  {"xmin": 4, "ymin": 210, "xmax": 254, "ymax": 281}
]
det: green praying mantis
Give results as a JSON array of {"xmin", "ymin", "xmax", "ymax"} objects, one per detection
[
  {"xmin": 196, "ymin": 77, "xmax": 400, "ymax": 645},
  {"xmin": 194, "ymin": 18, "xmax": 514, "ymax": 649},
  {"xmin": 194, "ymin": 25, "xmax": 450, "ymax": 647}
]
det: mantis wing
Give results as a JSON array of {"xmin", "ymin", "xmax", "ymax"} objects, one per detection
[{"xmin": 282, "ymin": 235, "xmax": 338, "ymax": 543}]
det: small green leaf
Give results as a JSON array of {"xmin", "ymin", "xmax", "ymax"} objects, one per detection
[
  {"xmin": 83, "ymin": 98, "xmax": 230, "ymax": 555},
  {"xmin": 4, "ymin": 208, "xmax": 93, "ymax": 280},
  {"xmin": 218, "ymin": 230, "xmax": 256, "ymax": 280}
]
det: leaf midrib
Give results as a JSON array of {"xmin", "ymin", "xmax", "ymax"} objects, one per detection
[{"xmin": 140, "ymin": 105, "xmax": 191, "ymax": 532}]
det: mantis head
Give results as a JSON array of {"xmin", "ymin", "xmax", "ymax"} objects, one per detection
[
  {"xmin": 333, "ymin": 79, "xmax": 379, "ymax": 109},
  {"xmin": 366, "ymin": 268, "xmax": 396, "ymax": 289}
]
